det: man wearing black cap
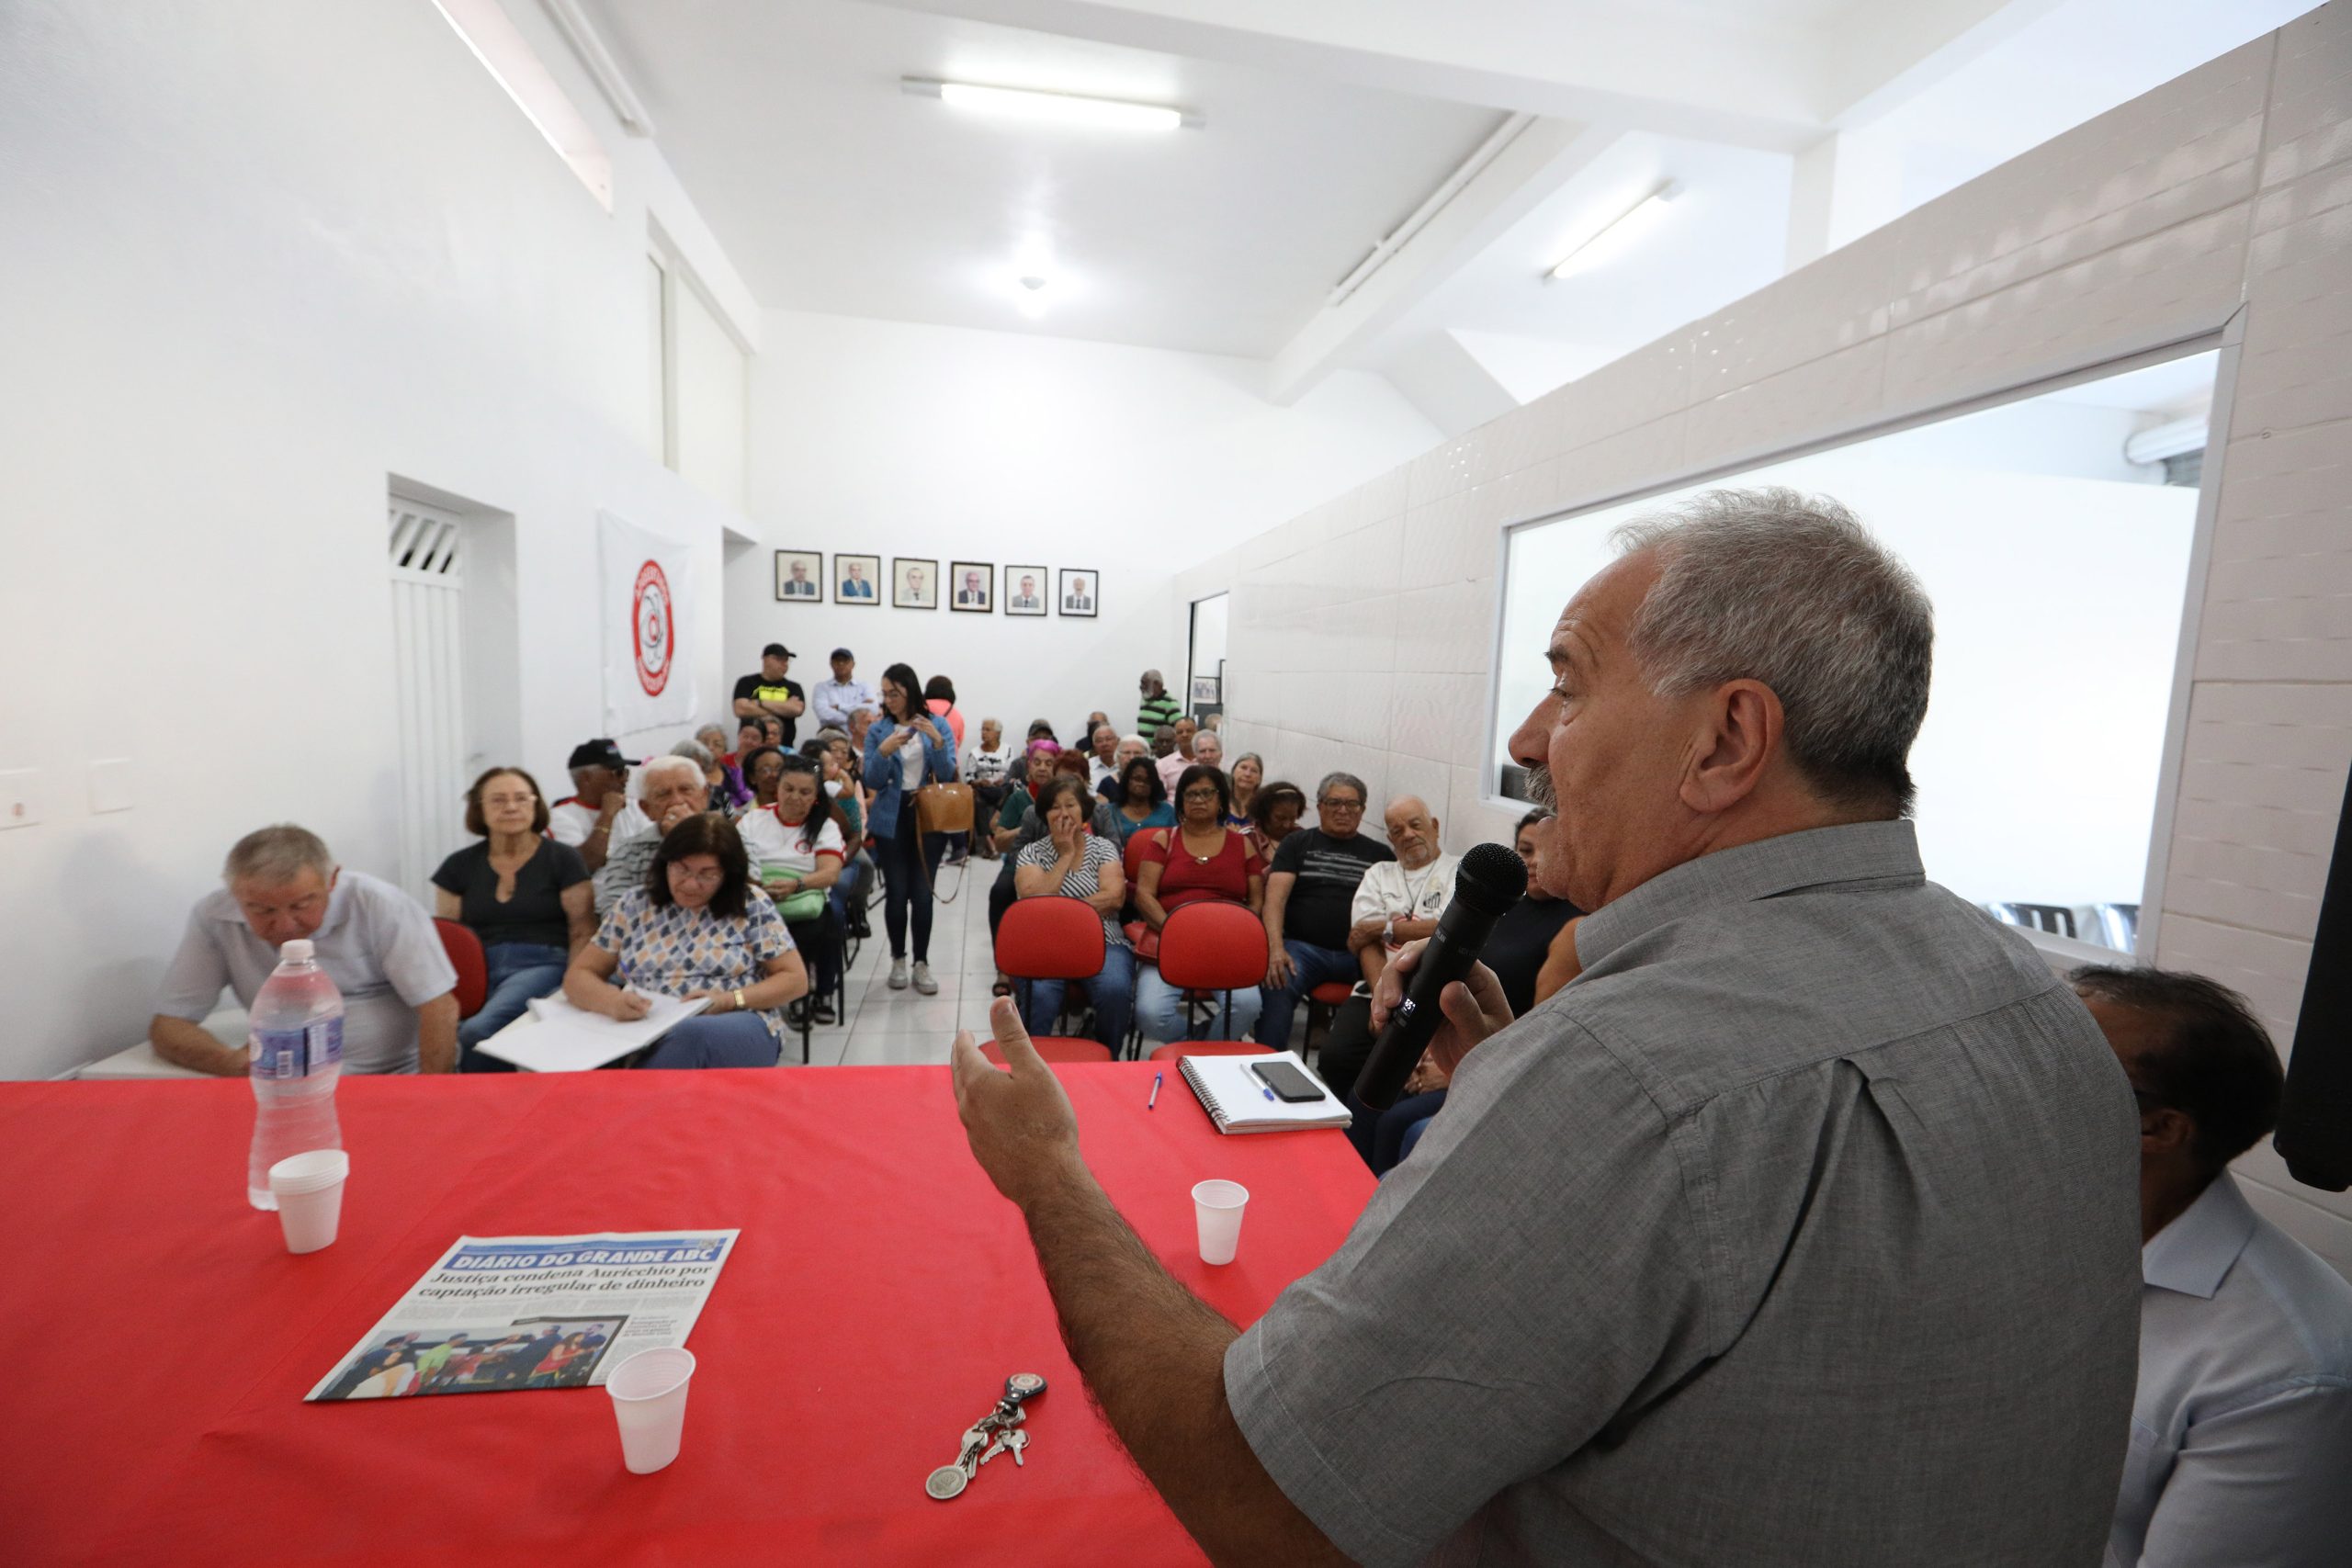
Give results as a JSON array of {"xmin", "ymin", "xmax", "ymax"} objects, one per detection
[
  {"xmin": 548, "ymin": 739, "xmax": 645, "ymax": 874},
  {"xmin": 810, "ymin": 649, "xmax": 878, "ymax": 732},
  {"xmin": 733, "ymin": 644, "xmax": 807, "ymax": 746}
]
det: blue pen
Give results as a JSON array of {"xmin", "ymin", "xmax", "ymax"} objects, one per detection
[
  {"xmin": 1148, "ymin": 1072, "xmax": 1162, "ymax": 1110},
  {"xmin": 1262, "ymin": 1084, "xmax": 1277, "ymax": 1101}
]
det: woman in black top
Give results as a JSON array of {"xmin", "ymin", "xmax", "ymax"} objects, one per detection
[
  {"xmin": 432, "ymin": 766, "xmax": 594, "ymax": 1071},
  {"xmin": 1357, "ymin": 808, "xmax": 1582, "ymax": 1173}
]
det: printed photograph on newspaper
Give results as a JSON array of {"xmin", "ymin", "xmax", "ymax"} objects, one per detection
[{"xmin": 306, "ymin": 1231, "xmax": 738, "ymax": 1401}]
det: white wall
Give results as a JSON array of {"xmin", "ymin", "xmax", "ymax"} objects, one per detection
[
  {"xmin": 1178, "ymin": 9, "xmax": 2352, "ymax": 1276},
  {"xmin": 728, "ymin": 310, "xmax": 1438, "ymax": 744},
  {"xmin": 0, "ymin": 0, "xmax": 759, "ymax": 1077}
]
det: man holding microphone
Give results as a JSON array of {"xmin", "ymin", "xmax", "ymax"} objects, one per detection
[{"xmin": 953, "ymin": 488, "xmax": 2141, "ymax": 1565}]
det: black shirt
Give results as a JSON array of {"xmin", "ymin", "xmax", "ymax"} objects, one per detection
[
  {"xmin": 1270, "ymin": 829, "xmax": 1395, "ymax": 952},
  {"xmin": 1482, "ymin": 895, "xmax": 1582, "ymax": 1019},
  {"xmin": 733, "ymin": 673, "xmax": 805, "ymax": 745},
  {"xmin": 430, "ymin": 839, "xmax": 589, "ymax": 950}
]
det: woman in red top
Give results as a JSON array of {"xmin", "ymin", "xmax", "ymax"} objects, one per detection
[{"xmin": 1132, "ymin": 762, "xmax": 1265, "ymax": 1044}]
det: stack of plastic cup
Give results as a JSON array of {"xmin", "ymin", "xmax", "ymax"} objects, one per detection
[
  {"xmin": 267, "ymin": 1149, "xmax": 350, "ymax": 1254},
  {"xmin": 1192, "ymin": 1179, "xmax": 1250, "ymax": 1266},
  {"xmin": 607, "ymin": 1347, "xmax": 697, "ymax": 1473}
]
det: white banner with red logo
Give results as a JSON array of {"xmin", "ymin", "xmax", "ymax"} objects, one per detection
[{"xmin": 599, "ymin": 510, "xmax": 698, "ymax": 736}]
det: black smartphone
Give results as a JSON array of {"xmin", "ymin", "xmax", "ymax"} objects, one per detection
[{"xmin": 1250, "ymin": 1060, "xmax": 1327, "ymax": 1103}]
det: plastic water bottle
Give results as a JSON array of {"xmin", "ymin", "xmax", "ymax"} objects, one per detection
[{"xmin": 247, "ymin": 938, "xmax": 345, "ymax": 1211}]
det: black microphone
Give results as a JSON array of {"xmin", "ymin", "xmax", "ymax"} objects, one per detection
[{"xmin": 1352, "ymin": 842, "xmax": 1528, "ymax": 1112}]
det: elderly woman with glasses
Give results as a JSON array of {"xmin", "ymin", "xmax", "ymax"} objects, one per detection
[
  {"xmin": 1010, "ymin": 774, "xmax": 1136, "ymax": 1050},
  {"xmin": 432, "ymin": 766, "xmax": 594, "ymax": 1069},
  {"xmin": 561, "ymin": 814, "xmax": 808, "ymax": 1068},
  {"xmin": 1131, "ymin": 762, "xmax": 1265, "ymax": 1044}
]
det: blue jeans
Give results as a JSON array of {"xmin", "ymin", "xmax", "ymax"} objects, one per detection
[
  {"xmin": 1366, "ymin": 1089, "xmax": 1448, "ymax": 1174},
  {"xmin": 1135, "ymin": 964, "xmax": 1263, "ymax": 1044},
  {"xmin": 829, "ymin": 853, "xmax": 870, "ymax": 929},
  {"xmin": 642, "ymin": 1011, "xmax": 781, "ymax": 1069},
  {"xmin": 458, "ymin": 941, "xmax": 569, "ymax": 1068},
  {"xmin": 1254, "ymin": 940, "xmax": 1358, "ymax": 1053},
  {"xmin": 1019, "ymin": 942, "xmax": 1136, "ymax": 1052}
]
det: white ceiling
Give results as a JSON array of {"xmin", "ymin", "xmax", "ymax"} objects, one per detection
[
  {"xmin": 584, "ymin": 0, "xmax": 1508, "ymax": 357},
  {"xmin": 576, "ymin": 0, "xmax": 2320, "ymax": 430}
]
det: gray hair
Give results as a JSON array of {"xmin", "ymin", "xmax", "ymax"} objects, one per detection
[
  {"xmin": 669, "ymin": 739, "xmax": 715, "ymax": 769},
  {"xmin": 1316, "ymin": 771, "xmax": 1369, "ymax": 805},
  {"xmin": 1611, "ymin": 487, "xmax": 1932, "ymax": 814},
  {"xmin": 641, "ymin": 754, "xmax": 704, "ymax": 788},
  {"xmin": 223, "ymin": 824, "xmax": 334, "ymax": 887}
]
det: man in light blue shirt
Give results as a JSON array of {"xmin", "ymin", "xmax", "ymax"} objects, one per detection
[
  {"xmin": 2073, "ymin": 964, "xmax": 2352, "ymax": 1568},
  {"xmin": 808, "ymin": 648, "xmax": 878, "ymax": 731}
]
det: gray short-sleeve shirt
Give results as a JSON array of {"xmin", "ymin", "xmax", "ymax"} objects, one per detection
[
  {"xmin": 156, "ymin": 869, "xmax": 458, "ymax": 1075},
  {"xmin": 1225, "ymin": 820, "xmax": 2143, "ymax": 1566}
]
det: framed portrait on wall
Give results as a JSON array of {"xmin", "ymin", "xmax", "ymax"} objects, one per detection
[
  {"xmin": 774, "ymin": 549, "xmax": 823, "ymax": 602},
  {"xmin": 1057, "ymin": 568, "xmax": 1098, "ymax": 617},
  {"xmin": 1004, "ymin": 564, "xmax": 1048, "ymax": 616},
  {"xmin": 949, "ymin": 561, "xmax": 993, "ymax": 613},
  {"xmin": 893, "ymin": 557, "xmax": 939, "ymax": 610},
  {"xmin": 833, "ymin": 554, "xmax": 880, "ymax": 604}
]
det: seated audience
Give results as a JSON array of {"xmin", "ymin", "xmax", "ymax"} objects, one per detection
[
  {"xmin": 1345, "ymin": 796, "xmax": 1457, "ymax": 990},
  {"xmin": 863, "ymin": 661, "xmax": 958, "ymax": 994},
  {"xmin": 989, "ymin": 750, "xmax": 1118, "ymax": 954},
  {"xmin": 992, "ymin": 741, "xmax": 1060, "ymax": 856},
  {"xmin": 758, "ymin": 713, "xmax": 788, "ymax": 752},
  {"xmin": 548, "ymin": 739, "xmax": 639, "ymax": 872},
  {"xmin": 810, "ymin": 647, "xmax": 878, "ymax": 731},
  {"xmin": 2068, "ymin": 964, "xmax": 2352, "ymax": 1567},
  {"xmin": 1227, "ymin": 751, "xmax": 1262, "ymax": 828},
  {"xmin": 1010, "ymin": 775, "xmax": 1135, "ymax": 1051},
  {"xmin": 1105, "ymin": 754, "xmax": 1176, "ymax": 848},
  {"xmin": 1344, "ymin": 809, "xmax": 1583, "ymax": 1171},
  {"xmin": 1137, "ymin": 668, "xmax": 1181, "ymax": 736},
  {"xmin": 1095, "ymin": 733, "xmax": 1150, "ymax": 803},
  {"xmin": 1026, "ymin": 718, "xmax": 1057, "ymax": 744},
  {"xmin": 967, "ymin": 718, "xmax": 1018, "ymax": 859},
  {"xmin": 564, "ymin": 813, "xmax": 805, "ymax": 1068},
  {"xmin": 735, "ymin": 744, "xmax": 784, "ymax": 818},
  {"xmin": 152, "ymin": 825, "xmax": 458, "ymax": 1075},
  {"xmin": 700, "ymin": 724, "xmax": 752, "ymax": 811},
  {"xmin": 1256, "ymin": 772, "xmax": 1393, "ymax": 1053},
  {"xmin": 1188, "ymin": 728, "xmax": 1224, "ymax": 778},
  {"xmin": 845, "ymin": 704, "xmax": 877, "ymax": 760},
  {"xmin": 737, "ymin": 754, "xmax": 847, "ymax": 1022},
  {"xmin": 671, "ymin": 739, "xmax": 735, "ymax": 813},
  {"xmin": 1150, "ymin": 724, "xmax": 1178, "ymax": 760},
  {"xmin": 729, "ymin": 716, "xmax": 764, "ymax": 765},
  {"xmin": 1132, "ymin": 763, "xmax": 1265, "ymax": 1043},
  {"xmin": 1080, "ymin": 711, "xmax": 1111, "ymax": 754},
  {"xmin": 593, "ymin": 754, "xmax": 711, "ymax": 915},
  {"xmin": 1085, "ymin": 722, "xmax": 1121, "ymax": 788},
  {"xmin": 1245, "ymin": 779, "xmax": 1306, "ymax": 863},
  {"xmin": 808, "ymin": 735, "xmax": 872, "ymax": 938},
  {"xmin": 430, "ymin": 768, "xmax": 593, "ymax": 1069}
]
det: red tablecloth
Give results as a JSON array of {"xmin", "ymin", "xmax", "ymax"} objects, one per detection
[{"xmin": 0, "ymin": 1066, "xmax": 1374, "ymax": 1567}]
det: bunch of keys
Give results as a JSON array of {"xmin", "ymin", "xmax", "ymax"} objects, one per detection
[{"xmin": 924, "ymin": 1373, "xmax": 1047, "ymax": 1501}]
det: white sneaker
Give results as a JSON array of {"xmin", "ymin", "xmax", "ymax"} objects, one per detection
[
  {"xmin": 912, "ymin": 961, "xmax": 938, "ymax": 995},
  {"xmin": 888, "ymin": 958, "xmax": 910, "ymax": 989}
]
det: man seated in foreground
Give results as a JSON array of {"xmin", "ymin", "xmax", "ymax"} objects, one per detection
[
  {"xmin": 2070, "ymin": 964, "xmax": 2352, "ymax": 1568},
  {"xmin": 153, "ymin": 825, "xmax": 459, "ymax": 1075},
  {"xmin": 1344, "ymin": 795, "xmax": 1455, "ymax": 992},
  {"xmin": 951, "ymin": 487, "xmax": 2143, "ymax": 1566},
  {"xmin": 1255, "ymin": 772, "xmax": 1392, "ymax": 1054}
]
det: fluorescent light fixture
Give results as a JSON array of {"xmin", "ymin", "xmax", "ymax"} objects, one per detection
[
  {"xmin": 903, "ymin": 77, "xmax": 1188, "ymax": 131},
  {"xmin": 1545, "ymin": 182, "xmax": 1681, "ymax": 281}
]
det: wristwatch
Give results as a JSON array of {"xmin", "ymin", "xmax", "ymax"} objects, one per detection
[
  {"xmin": 732, "ymin": 989, "xmax": 747, "ymax": 1012},
  {"xmin": 1383, "ymin": 916, "xmax": 1396, "ymax": 945}
]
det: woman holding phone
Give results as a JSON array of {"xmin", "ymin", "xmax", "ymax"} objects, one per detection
[{"xmin": 861, "ymin": 661, "xmax": 959, "ymax": 994}]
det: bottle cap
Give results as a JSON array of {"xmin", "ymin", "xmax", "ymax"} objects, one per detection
[{"xmin": 280, "ymin": 939, "xmax": 316, "ymax": 962}]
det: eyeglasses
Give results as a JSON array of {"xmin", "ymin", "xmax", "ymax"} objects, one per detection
[
  {"xmin": 667, "ymin": 865, "xmax": 726, "ymax": 887},
  {"xmin": 482, "ymin": 794, "xmax": 537, "ymax": 809},
  {"xmin": 1318, "ymin": 797, "xmax": 1365, "ymax": 813}
]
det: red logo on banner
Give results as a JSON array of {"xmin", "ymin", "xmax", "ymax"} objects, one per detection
[{"xmin": 631, "ymin": 559, "xmax": 673, "ymax": 697}]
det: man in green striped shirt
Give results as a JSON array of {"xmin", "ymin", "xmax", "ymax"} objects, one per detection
[{"xmin": 1138, "ymin": 670, "xmax": 1182, "ymax": 737}]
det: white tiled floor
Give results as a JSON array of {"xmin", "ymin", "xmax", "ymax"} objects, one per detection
[{"xmin": 797, "ymin": 854, "xmax": 1001, "ymax": 1067}]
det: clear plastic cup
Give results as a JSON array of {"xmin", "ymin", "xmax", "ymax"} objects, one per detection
[
  {"xmin": 1192, "ymin": 1179, "xmax": 1250, "ymax": 1266},
  {"xmin": 267, "ymin": 1149, "xmax": 349, "ymax": 1254},
  {"xmin": 607, "ymin": 1347, "xmax": 696, "ymax": 1473}
]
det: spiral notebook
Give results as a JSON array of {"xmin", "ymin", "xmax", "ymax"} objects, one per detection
[{"xmin": 1178, "ymin": 1051, "xmax": 1352, "ymax": 1134}]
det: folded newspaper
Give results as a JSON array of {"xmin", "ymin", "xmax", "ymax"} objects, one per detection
[{"xmin": 306, "ymin": 1230, "xmax": 740, "ymax": 1402}]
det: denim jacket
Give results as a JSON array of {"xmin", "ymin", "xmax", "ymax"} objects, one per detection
[{"xmin": 862, "ymin": 712, "xmax": 958, "ymax": 838}]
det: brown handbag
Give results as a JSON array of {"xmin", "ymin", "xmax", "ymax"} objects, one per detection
[{"xmin": 914, "ymin": 782, "xmax": 975, "ymax": 837}]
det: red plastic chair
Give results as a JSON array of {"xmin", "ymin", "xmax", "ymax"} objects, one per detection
[
  {"xmin": 432, "ymin": 919, "xmax": 488, "ymax": 1020},
  {"xmin": 1302, "ymin": 980, "xmax": 1355, "ymax": 1058},
  {"xmin": 1154, "ymin": 902, "xmax": 1272, "ymax": 1055},
  {"xmin": 989, "ymin": 897, "xmax": 1114, "ymax": 1065}
]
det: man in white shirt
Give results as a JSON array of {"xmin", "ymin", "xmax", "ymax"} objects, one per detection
[
  {"xmin": 809, "ymin": 648, "xmax": 879, "ymax": 731},
  {"xmin": 2072, "ymin": 964, "xmax": 2352, "ymax": 1568},
  {"xmin": 152, "ymin": 825, "xmax": 459, "ymax": 1075},
  {"xmin": 591, "ymin": 756, "xmax": 707, "ymax": 914},
  {"xmin": 548, "ymin": 739, "xmax": 645, "ymax": 875},
  {"xmin": 1346, "ymin": 797, "xmax": 1457, "ymax": 991},
  {"xmin": 1086, "ymin": 722, "xmax": 1121, "ymax": 788}
]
